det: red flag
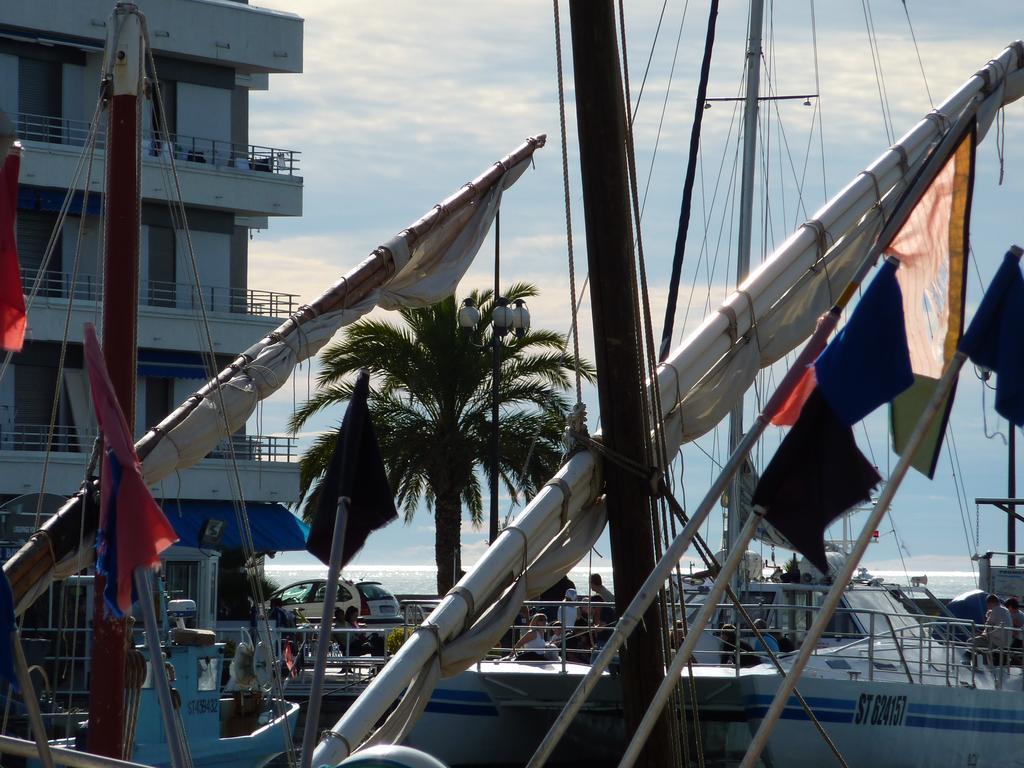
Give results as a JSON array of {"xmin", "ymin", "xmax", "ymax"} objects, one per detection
[
  {"xmin": 0, "ymin": 151, "xmax": 25, "ymax": 352},
  {"xmin": 84, "ymin": 323, "xmax": 177, "ymax": 616}
]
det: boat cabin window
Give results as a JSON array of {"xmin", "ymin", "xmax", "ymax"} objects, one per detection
[
  {"xmin": 197, "ymin": 657, "xmax": 219, "ymax": 691},
  {"xmin": 843, "ymin": 589, "xmax": 921, "ymax": 637},
  {"xmin": 165, "ymin": 561, "xmax": 201, "ymax": 608}
]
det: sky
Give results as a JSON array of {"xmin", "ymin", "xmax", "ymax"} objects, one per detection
[{"xmin": 242, "ymin": 1, "xmax": 1024, "ymax": 576}]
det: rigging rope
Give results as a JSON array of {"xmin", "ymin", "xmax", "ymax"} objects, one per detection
[
  {"xmin": 551, "ymin": 0, "xmax": 583, "ymax": 406},
  {"xmin": 659, "ymin": 0, "xmax": 720, "ymax": 363},
  {"xmin": 861, "ymin": 0, "xmax": 896, "ymax": 144},
  {"xmin": 809, "ymin": 0, "xmax": 828, "ymax": 200},
  {"xmin": 141, "ymin": 17, "xmax": 298, "ymax": 765},
  {"xmin": 638, "ymin": 0, "xmax": 690, "ymax": 219},
  {"xmin": 900, "ymin": 0, "xmax": 934, "ymax": 108}
]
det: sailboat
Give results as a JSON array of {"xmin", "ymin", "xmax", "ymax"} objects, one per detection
[
  {"xmin": 3, "ymin": 3, "xmax": 1024, "ymax": 768},
  {"xmin": 292, "ymin": 10, "xmax": 1024, "ymax": 768}
]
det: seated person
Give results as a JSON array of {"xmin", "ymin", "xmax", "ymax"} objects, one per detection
[
  {"xmin": 514, "ymin": 614, "xmax": 554, "ymax": 661},
  {"xmin": 718, "ymin": 624, "xmax": 760, "ymax": 668},
  {"xmin": 337, "ymin": 605, "xmax": 372, "ymax": 656},
  {"xmin": 750, "ymin": 618, "xmax": 780, "ymax": 655},
  {"xmin": 971, "ymin": 595, "xmax": 1013, "ymax": 665}
]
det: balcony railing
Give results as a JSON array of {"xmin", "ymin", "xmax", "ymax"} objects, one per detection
[
  {"xmin": 15, "ymin": 111, "xmax": 301, "ymax": 176},
  {"xmin": 20, "ymin": 268, "xmax": 297, "ymax": 318},
  {"xmin": 1, "ymin": 423, "xmax": 296, "ymax": 462}
]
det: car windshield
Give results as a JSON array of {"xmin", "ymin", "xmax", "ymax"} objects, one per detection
[
  {"xmin": 278, "ymin": 583, "xmax": 313, "ymax": 604},
  {"xmin": 359, "ymin": 584, "xmax": 392, "ymax": 600}
]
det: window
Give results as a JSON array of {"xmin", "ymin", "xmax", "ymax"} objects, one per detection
[
  {"xmin": 145, "ymin": 377, "xmax": 174, "ymax": 432},
  {"xmin": 165, "ymin": 561, "xmax": 200, "ymax": 605},
  {"xmin": 197, "ymin": 657, "xmax": 219, "ymax": 692},
  {"xmin": 278, "ymin": 583, "xmax": 313, "ymax": 605},
  {"xmin": 147, "ymin": 226, "xmax": 176, "ymax": 307},
  {"xmin": 17, "ymin": 211, "xmax": 62, "ymax": 283},
  {"xmin": 357, "ymin": 584, "xmax": 390, "ymax": 601},
  {"xmin": 18, "ymin": 57, "xmax": 61, "ymax": 143}
]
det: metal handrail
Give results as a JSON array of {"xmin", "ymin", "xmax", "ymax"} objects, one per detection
[
  {"xmin": 19, "ymin": 268, "xmax": 298, "ymax": 318},
  {"xmin": 14, "ymin": 111, "xmax": 301, "ymax": 176},
  {"xmin": 3, "ymin": 424, "xmax": 296, "ymax": 461}
]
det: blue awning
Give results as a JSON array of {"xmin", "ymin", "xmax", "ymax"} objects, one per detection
[
  {"xmin": 18, "ymin": 186, "xmax": 102, "ymax": 217},
  {"xmin": 160, "ymin": 500, "xmax": 309, "ymax": 553},
  {"xmin": 138, "ymin": 349, "xmax": 209, "ymax": 380}
]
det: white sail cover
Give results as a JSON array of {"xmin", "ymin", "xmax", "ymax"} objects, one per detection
[
  {"xmin": 311, "ymin": 42, "xmax": 1024, "ymax": 767},
  {"xmin": 139, "ymin": 157, "xmax": 530, "ymax": 485}
]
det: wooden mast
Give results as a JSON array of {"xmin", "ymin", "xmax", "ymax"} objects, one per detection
[
  {"xmin": 88, "ymin": 3, "xmax": 143, "ymax": 758},
  {"xmin": 567, "ymin": 2, "xmax": 673, "ymax": 763}
]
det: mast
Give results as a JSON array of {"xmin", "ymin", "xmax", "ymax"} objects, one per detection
[
  {"xmin": 1009, "ymin": 427, "xmax": 1016, "ymax": 567},
  {"xmin": 726, "ymin": 0, "xmax": 764, "ymax": 556},
  {"xmin": 88, "ymin": 4, "xmax": 143, "ymax": 758},
  {"xmin": 568, "ymin": 2, "xmax": 673, "ymax": 763}
]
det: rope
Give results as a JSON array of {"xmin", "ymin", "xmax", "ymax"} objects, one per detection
[
  {"xmin": 900, "ymin": 0, "xmax": 933, "ymax": 108},
  {"xmin": 551, "ymin": 1, "xmax": 583, "ymax": 406},
  {"xmin": 809, "ymin": 0, "xmax": 828, "ymax": 200},
  {"xmin": 139, "ymin": 15, "xmax": 297, "ymax": 765},
  {"xmin": 659, "ymin": 0, "xmax": 719, "ymax": 362},
  {"xmin": 861, "ymin": 0, "xmax": 895, "ymax": 144},
  {"xmin": 638, "ymin": 0, "xmax": 691, "ymax": 219},
  {"xmin": 629, "ymin": 0, "xmax": 670, "ymax": 124},
  {"xmin": 660, "ymin": 491, "xmax": 850, "ymax": 767}
]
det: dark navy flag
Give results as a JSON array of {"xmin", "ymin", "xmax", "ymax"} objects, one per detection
[
  {"xmin": 0, "ymin": 564, "xmax": 19, "ymax": 692},
  {"xmin": 959, "ymin": 250, "xmax": 1024, "ymax": 426},
  {"xmin": 306, "ymin": 370, "xmax": 398, "ymax": 566},
  {"xmin": 752, "ymin": 390, "xmax": 881, "ymax": 573},
  {"xmin": 814, "ymin": 259, "xmax": 914, "ymax": 426}
]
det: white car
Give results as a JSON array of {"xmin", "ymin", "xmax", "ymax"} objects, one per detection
[{"xmin": 268, "ymin": 579, "xmax": 360, "ymax": 621}]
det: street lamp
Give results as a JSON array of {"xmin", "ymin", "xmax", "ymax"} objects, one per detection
[{"xmin": 458, "ymin": 294, "xmax": 530, "ymax": 544}]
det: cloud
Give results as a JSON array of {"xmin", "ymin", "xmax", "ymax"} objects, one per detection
[{"xmin": 240, "ymin": 0, "xmax": 1024, "ymax": 570}]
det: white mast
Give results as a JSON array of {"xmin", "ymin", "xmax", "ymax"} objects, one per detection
[{"xmin": 726, "ymin": 0, "xmax": 764, "ymax": 556}]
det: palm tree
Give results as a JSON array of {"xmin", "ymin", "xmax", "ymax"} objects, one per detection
[{"xmin": 290, "ymin": 283, "xmax": 594, "ymax": 594}]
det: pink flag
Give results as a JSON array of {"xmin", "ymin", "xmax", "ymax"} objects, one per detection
[{"xmin": 84, "ymin": 323, "xmax": 177, "ymax": 616}]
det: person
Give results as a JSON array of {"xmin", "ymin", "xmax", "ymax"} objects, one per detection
[
  {"xmin": 513, "ymin": 613, "xmax": 552, "ymax": 661},
  {"xmin": 269, "ymin": 597, "xmax": 294, "ymax": 628},
  {"xmin": 751, "ymin": 618, "xmax": 780, "ymax": 655},
  {"xmin": 566, "ymin": 604, "xmax": 595, "ymax": 664},
  {"xmin": 547, "ymin": 621, "xmax": 566, "ymax": 659},
  {"xmin": 589, "ymin": 573, "xmax": 615, "ymax": 623},
  {"xmin": 340, "ymin": 605, "xmax": 371, "ymax": 656},
  {"xmin": 558, "ymin": 588, "xmax": 578, "ymax": 628},
  {"xmin": 537, "ymin": 575, "xmax": 577, "ymax": 621},
  {"xmin": 972, "ymin": 594, "xmax": 1013, "ymax": 665},
  {"xmin": 718, "ymin": 624, "xmax": 759, "ymax": 668},
  {"xmin": 1006, "ymin": 597, "xmax": 1024, "ymax": 660}
]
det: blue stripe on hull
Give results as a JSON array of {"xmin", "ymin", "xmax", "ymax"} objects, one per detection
[
  {"xmin": 423, "ymin": 701, "xmax": 499, "ymax": 717},
  {"xmin": 744, "ymin": 693, "xmax": 1024, "ymax": 735}
]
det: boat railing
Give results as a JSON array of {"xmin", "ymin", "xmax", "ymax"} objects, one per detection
[
  {"xmin": 685, "ymin": 601, "xmax": 992, "ymax": 688},
  {"xmin": 3, "ymin": 423, "xmax": 295, "ymax": 462},
  {"xmin": 18, "ymin": 267, "xmax": 299, "ymax": 319},
  {"xmin": 14, "ymin": 110, "xmax": 302, "ymax": 177}
]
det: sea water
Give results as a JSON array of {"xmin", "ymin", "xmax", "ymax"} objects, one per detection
[{"xmin": 265, "ymin": 564, "xmax": 982, "ymax": 600}]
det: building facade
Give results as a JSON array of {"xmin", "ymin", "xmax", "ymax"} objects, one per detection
[{"xmin": 0, "ymin": 0, "xmax": 306, "ymax": 601}]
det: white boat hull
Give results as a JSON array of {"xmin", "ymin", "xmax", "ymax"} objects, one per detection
[{"xmin": 743, "ymin": 672, "xmax": 1024, "ymax": 768}]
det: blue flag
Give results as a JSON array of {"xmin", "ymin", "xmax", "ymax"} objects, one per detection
[
  {"xmin": 0, "ymin": 564, "xmax": 19, "ymax": 692},
  {"xmin": 815, "ymin": 259, "xmax": 915, "ymax": 425},
  {"xmin": 959, "ymin": 250, "xmax": 1024, "ymax": 426}
]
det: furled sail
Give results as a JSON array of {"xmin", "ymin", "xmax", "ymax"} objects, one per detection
[
  {"xmin": 311, "ymin": 42, "xmax": 1024, "ymax": 766},
  {"xmin": 3, "ymin": 135, "xmax": 546, "ymax": 615}
]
